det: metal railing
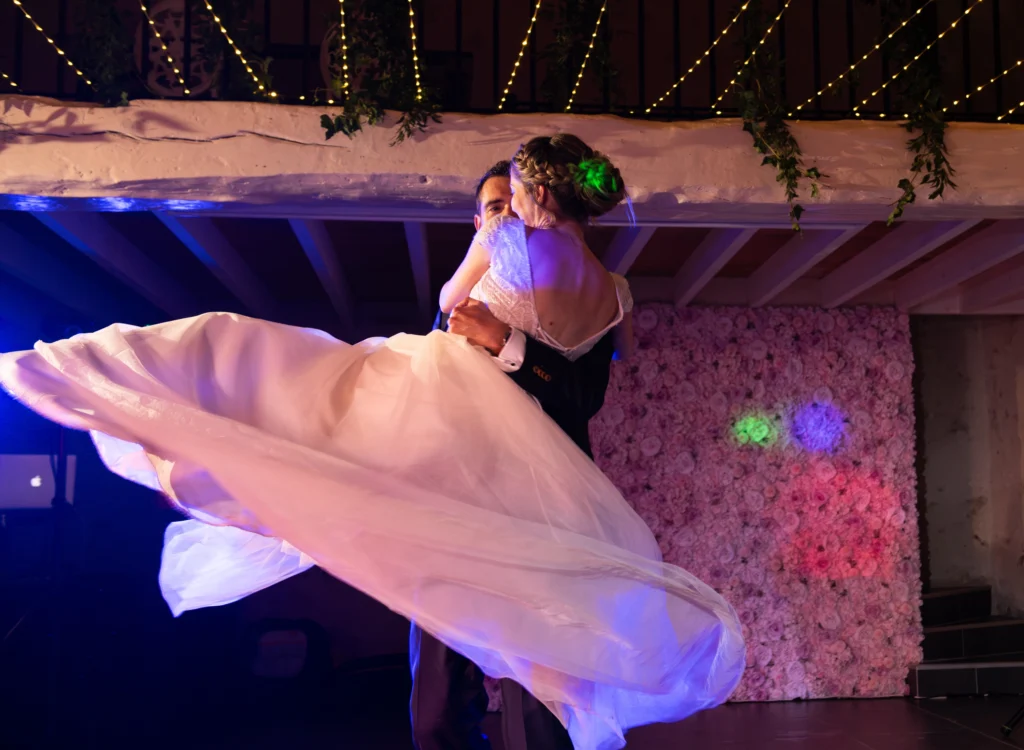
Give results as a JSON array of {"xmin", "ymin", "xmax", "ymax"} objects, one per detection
[{"xmin": 1, "ymin": 0, "xmax": 1019, "ymax": 121}]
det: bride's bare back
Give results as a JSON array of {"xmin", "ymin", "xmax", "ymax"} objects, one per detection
[
  {"xmin": 454, "ymin": 217, "xmax": 631, "ymax": 362},
  {"xmin": 526, "ymin": 227, "xmax": 621, "ymax": 351}
]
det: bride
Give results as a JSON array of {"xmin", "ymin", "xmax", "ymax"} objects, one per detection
[{"xmin": 0, "ymin": 134, "xmax": 744, "ymax": 750}]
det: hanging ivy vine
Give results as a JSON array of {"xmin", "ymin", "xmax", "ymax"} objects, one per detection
[
  {"xmin": 193, "ymin": 0, "xmax": 274, "ymax": 102},
  {"xmin": 540, "ymin": 0, "xmax": 619, "ymax": 111},
  {"xmin": 320, "ymin": 0, "xmax": 441, "ymax": 146},
  {"xmin": 70, "ymin": 0, "xmax": 272, "ymax": 105},
  {"xmin": 736, "ymin": 0, "xmax": 823, "ymax": 231},
  {"xmin": 73, "ymin": 0, "xmax": 143, "ymax": 105},
  {"xmin": 868, "ymin": 0, "xmax": 956, "ymax": 224}
]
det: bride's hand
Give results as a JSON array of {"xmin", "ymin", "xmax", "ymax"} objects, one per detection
[{"xmin": 448, "ymin": 299, "xmax": 511, "ymax": 355}]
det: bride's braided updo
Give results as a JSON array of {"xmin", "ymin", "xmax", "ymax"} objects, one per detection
[{"xmin": 511, "ymin": 134, "xmax": 627, "ymax": 223}]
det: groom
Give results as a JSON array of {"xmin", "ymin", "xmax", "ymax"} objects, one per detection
[{"xmin": 408, "ymin": 160, "xmax": 616, "ymax": 750}]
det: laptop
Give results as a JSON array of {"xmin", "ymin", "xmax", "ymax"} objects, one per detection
[{"xmin": 0, "ymin": 454, "xmax": 77, "ymax": 509}]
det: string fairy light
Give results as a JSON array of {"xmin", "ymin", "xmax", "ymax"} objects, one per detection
[
  {"xmin": 202, "ymin": 0, "xmax": 276, "ymax": 97},
  {"xmin": 646, "ymin": 2, "xmax": 750, "ymax": 114},
  {"xmin": 10, "ymin": 0, "xmax": 93, "ymax": 88},
  {"xmin": 948, "ymin": 59, "xmax": 1023, "ymax": 113},
  {"xmin": 853, "ymin": 0, "xmax": 986, "ymax": 115},
  {"xmin": 789, "ymin": 1, "xmax": 931, "ymax": 117},
  {"xmin": 338, "ymin": 0, "xmax": 350, "ymax": 97},
  {"xmin": 1, "ymin": 69, "xmax": 17, "ymax": 89},
  {"xmin": 565, "ymin": 1, "xmax": 608, "ymax": 112},
  {"xmin": 997, "ymin": 98, "xmax": 1024, "ymax": 122},
  {"xmin": 713, "ymin": 0, "xmax": 794, "ymax": 115},
  {"xmin": 407, "ymin": 0, "xmax": 423, "ymax": 101},
  {"xmin": 498, "ymin": 0, "xmax": 544, "ymax": 111},
  {"xmin": 140, "ymin": 2, "xmax": 190, "ymax": 95}
]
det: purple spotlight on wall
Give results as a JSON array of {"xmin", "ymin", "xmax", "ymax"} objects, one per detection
[{"xmin": 792, "ymin": 402, "xmax": 847, "ymax": 453}]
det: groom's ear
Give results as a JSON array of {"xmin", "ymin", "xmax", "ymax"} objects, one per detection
[{"xmin": 474, "ymin": 214, "xmax": 483, "ymax": 231}]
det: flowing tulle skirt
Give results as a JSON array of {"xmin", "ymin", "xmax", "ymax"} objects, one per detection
[{"xmin": 0, "ymin": 313, "xmax": 744, "ymax": 750}]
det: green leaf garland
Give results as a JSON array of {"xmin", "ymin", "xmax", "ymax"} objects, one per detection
[{"xmin": 736, "ymin": 0, "xmax": 824, "ymax": 231}]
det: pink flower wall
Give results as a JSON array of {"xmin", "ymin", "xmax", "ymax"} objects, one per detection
[{"xmin": 590, "ymin": 305, "xmax": 923, "ymax": 701}]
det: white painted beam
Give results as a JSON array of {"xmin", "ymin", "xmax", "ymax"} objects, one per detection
[
  {"xmin": 748, "ymin": 227, "xmax": 863, "ymax": 306},
  {"xmin": 673, "ymin": 228, "xmax": 757, "ymax": 307},
  {"xmin": 820, "ymin": 220, "xmax": 981, "ymax": 308},
  {"xmin": 288, "ymin": 219, "xmax": 355, "ymax": 335},
  {"xmin": 32, "ymin": 212, "xmax": 195, "ymax": 317},
  {"xmin": 895, "ymin": 220, "xmax": 1024, "ymax": 309},
  {"xmin": 155, "ymin": 214, "xmax": 275, "ymax": 316},
  {"xmin": 404, "ymin": 222, "xmax": 432, "ymax": 321},
  {"xmin": 961, "ymin": 256, "xmax": 1024, "ymax": 313},
  {"xmin": 0, "ymin": 222, "xmax": 127, "ymax": 322},
  {"xmin": 602, "ymin": 226, "xmax": 657, "ymax": 275},
  {"xmin": 6, "ymin": 98, "xmax": 1024, "ymax": 227}
]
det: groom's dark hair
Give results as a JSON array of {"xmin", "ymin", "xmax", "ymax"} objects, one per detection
[{"xmin": 474, "ymin": 160, "xmax": 511, "ymax": 212}]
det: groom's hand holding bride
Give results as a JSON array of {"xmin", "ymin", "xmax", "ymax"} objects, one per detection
[{"xmin": 447, "ymin": 298, "xmax": 513, "ymax": 356}]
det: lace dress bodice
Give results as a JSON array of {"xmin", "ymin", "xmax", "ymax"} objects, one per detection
[{"xmin": 468, "ymin": 216, "xmax": 633, "ymax": 361}]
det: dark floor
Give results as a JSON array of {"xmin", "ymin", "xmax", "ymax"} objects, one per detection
[
  {"xmin": 222, "ymin": 697, "xmax": 1024, "ymax": 750},
  {"xmin": 626, "ymin": 697, "xmax": 1024, "ymax": 749},
  {"xmin": 26, "ymin": 696, "xmax": 1010, "ymax": 750}
]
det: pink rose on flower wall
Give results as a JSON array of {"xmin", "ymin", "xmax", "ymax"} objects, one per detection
[{"xmin": 592, "ymin": 305, "xmax": 921, "ymax": 705}]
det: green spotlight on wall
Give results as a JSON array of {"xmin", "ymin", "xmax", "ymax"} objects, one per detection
[{"xmin": 732, "ymin": 413, "xmax": 779, "ymax": 447}]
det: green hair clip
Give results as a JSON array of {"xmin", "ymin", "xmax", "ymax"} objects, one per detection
[{"xmin": 573, "ymin": 158, "xmax": 618, "ymax": 195}]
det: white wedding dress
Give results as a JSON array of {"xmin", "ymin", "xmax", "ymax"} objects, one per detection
[{"xmin": 0, "ymin": 216, "xmax": 744, "ymax": 750}]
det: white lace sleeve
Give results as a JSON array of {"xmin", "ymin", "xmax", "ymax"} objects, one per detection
[
  {"xmin": 472, "ymin": 215, "xmax": 526, "ymax": 258},
  {"xmin": 613, "ymin": 274, "xmax": 634, "ymax": 314},
  {"xmin": 467, "ymin": 216, "xmax": 537, "ymax": 338}
]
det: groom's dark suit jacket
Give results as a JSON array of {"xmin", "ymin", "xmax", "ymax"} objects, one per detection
[{"xmin": 435, "ymin": 311, "xmax": 614, "ymax": 457}]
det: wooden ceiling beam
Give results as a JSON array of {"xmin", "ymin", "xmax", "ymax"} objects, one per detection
[
  {"xmin": 673, "ymin": 228, "xmax": 757, "ymax": 307},
  {"xmin": 404, "ymin": 222, "xmax": 432, "ymax": 322},
  {"xmin": 895, "ymin": 220, "xmax": 1024, "ymax": 309},
  {"xmin": 633, "ymin": 276, "xmax": 896, "ymax": 307},
  {"xmin": 748, "ymin": 227, "xmax": 864, "ymax": 307},
  {"xmin": 603, "ymin": 226, "xmax": 657, "ymax": 275},
  {"xmin": 820, "ymin": 220, "xmax": 981, "ymax": 308},
  {"xmin": 289, "ymin": 219, "xmax": 355, "ymax": 336},
  {"xmin": 0, "ymin": 222, "xmax": 129, "ymax": 322},
  {"xmin": 33, "ymin": 212, "xmax": 195, "ymax": 317},
  {"xmin": 961, "ymin": 255, "xmax": 1024, "ymax": 313},
  {"xmin": 156, "ymin": 214, "xmax": 276, "ymax": 317}
]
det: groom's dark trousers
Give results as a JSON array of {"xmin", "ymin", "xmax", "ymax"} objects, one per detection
[{"xmin": 409, "ymin": 312, "xmax": 614, "ymax": 750}]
